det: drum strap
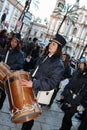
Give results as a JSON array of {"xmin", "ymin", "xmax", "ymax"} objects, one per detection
[
  {"xmin": 32, "ymin": 55, "xmax": 49, "ymax": 78},
  {"xmin": 4, "ymin": 50, "xmax": 10, "ymax": 63},
  {"xmin": 32, "ymin": 65, "xmax": 39, "ymax": 78}
]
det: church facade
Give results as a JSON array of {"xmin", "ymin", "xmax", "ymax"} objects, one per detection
[{"xmin": 47, "ymin": 0, "xmax": 87, "ymax": 59}]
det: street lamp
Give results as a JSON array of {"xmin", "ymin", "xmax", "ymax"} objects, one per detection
[
  {"xmin": 15, "ymin": 0, "xmax": 32, "ymax": 33},
  {"xmin": 19, "ymin": 0, "xmax": 32, "ymax": 33}
]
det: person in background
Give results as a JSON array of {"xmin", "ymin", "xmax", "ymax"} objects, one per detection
[
  {"xmin": 6, "ymin": 31, "xmax": 16, "ymax": 47},
  {"xmin": 23, "ymin": 37, "xmax": 40, "ymax": 71},
  {"xmin": 61, "ymin": 53, "xmax": 71, "ymax": 79},
  {"xmin": 0, "ymin": 29, "xmax": 7, "ymax": 50},
  {"xmin": 1, "ymin": 13, "xmax": 7, "ymax": 24},
  {"xmin": 56, "ymin": 53, "xmax": 71, "ymax": 104},
  {"xmin": 25, "ymin": 37, "xmax": 32, "ymax": 47},
  {"xmin": 78, "ymin": 63, "xmax": 87, "ymax": 130},
  {"xmin": 25, "ymin": 37, "xmax": 38, "ymax": 56},
  {"xmin": 0, "ymin": 33, "xmax": 24, "ymax": 109},
  {"xmin": 21, "ymin": 33, "xmax": 66, "ymax": 130},
  {"xmin": 54, "ymin": 61, "xmax": 87, "ymax": 130}
]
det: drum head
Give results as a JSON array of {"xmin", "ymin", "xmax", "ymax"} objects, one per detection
[{"xmin": 12, "ymin": 105, "xmax": 42, "ymax": 123}]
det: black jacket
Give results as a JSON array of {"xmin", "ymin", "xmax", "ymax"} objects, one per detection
[
  {"xmin": 32, "ymin": 55, "xmax": 64, "ymax": 91},
  {"xmin": 0, "ymin": 48, "xmax": 24, "ymax": 70},
  {"xmin": 62, "ymin": 70, "xmax": 87, "ymax": 108}
]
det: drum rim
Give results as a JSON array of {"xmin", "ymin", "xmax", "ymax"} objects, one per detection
[
  {"xmin": 12, "ymin": 110, "xmax": 42, "ymax": 123},
  {"xmin": 7, "ymin": 70, "xmax": 29, "ymax": 77}
]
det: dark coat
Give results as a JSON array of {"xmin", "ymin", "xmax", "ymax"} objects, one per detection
[
  {"xmin": 23, "ymin": 57, "xmax": 38, "ymax": 71},
  {"xmin": 0, "ymin": 48, "xmax": 24, "ymax": 70},
  {"xmin": 32, "ymin": 55, "xmax": 64, "ymax": 91},
  {"xmin": 23, "ymin": 43, "xmax": 40, "ymax": 71},
  {"xmin": 61, "ymin": 70, "xmax": 87, "ymax": 113},
  {"xmin": 0, "ymin": 36, "xmax": 7, "ymax": 48},
  {"xmin": 81, "ymin": 95, "xmax": 87, "ymax": 111},
  {"xmin": 63, "ymin": 63, "xmax": 71, "ymax": 79}
]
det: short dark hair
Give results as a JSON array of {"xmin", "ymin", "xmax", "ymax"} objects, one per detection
[
  {"xmin": 33, "ymin": 37, "xmax": 38, "ymax": 42},
  {"xmin": 0, "ymin": 29, "xmax": 7, "ymax": 37}
]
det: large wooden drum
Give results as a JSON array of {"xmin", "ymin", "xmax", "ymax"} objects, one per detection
[{"xmin": 6, "ymin": 70, "xmax": 42, "ymax": 123}]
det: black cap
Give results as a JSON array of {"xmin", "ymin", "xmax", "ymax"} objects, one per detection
[{"xmin": 50, "ymin": 33, "xmax": 66, "ymax": 48}]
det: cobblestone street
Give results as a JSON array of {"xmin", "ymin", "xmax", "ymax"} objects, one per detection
[{"xmin": 0, "ymin": 89, "xmax": 81, "ymax": 130}]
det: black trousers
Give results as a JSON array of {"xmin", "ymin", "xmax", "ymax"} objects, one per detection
[
  {"xmin": 0, "ymin": 89, "xmax": 6, "ymax": 109},
  {"xmin": 78, "ymin": 111, "xmax": 87, "ymax": 130},
  {"xmin": 59, "ymin": 111, "xmax": 75, "ymax": 130},
  {"xmin": 21, "ymin": 120, "xmax": 34, "ymax": 130}
]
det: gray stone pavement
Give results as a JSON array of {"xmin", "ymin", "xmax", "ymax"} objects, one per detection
[{"xmin": 0, "ymin": 89, "xmax": 81, "ymax": 130}]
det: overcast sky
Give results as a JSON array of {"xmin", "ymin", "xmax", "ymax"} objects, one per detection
[
  {"xmin": 19, "ymin": 0, "xmax": 87, "ymax": 21},
  {"xmin": 32, "ymin": 0, "xmax": 87, "ymax": 20}
]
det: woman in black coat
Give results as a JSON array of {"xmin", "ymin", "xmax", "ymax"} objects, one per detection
[
  {"xmin": 57, "ymin": 61, "xmax": 87, "ymax": 130},
  {"xmin": 21, "ymin": 33, "xmax": 66, "ymax": 130},
  {"xmin": 77, "ymin": 64, "xmax": 87, "ymax": 130},
  {"xmin": 61, "ymin": 53, "xmax": 71, "ymax": 79},
  {"xmin": 78, "ymin": 97, "xmax": 87, "ymax": 130},
  {"xmin": 0, "ymin": 33, "xmax": 24, "ymax": 70},
  {"xmin": 0, "ymin": 33, "xmax": 24, "ymax": 109}
]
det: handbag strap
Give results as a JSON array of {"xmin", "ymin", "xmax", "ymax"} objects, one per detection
[{"xmin": 32, "ymin": 65, "xmax": 39, "ymax": 78}]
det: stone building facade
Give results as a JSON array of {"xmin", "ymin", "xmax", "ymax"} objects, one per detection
[
  {"xmin": 0, "ymin": 0, "xmax": 31, "ymax": 38},
  {"xmin": 0, "ymin": 0, "xmax": 22, "ymax": 31},
  {"xmin": 28, "ymin": 22, "xmax": 47, "ymax": 42},
  {"xmin": 47, "ymin": 0, "xmax": 87, "ymax": 59}
]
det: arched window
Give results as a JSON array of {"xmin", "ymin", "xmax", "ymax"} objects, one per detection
[
  {"xmin": 34, "ymin": 31, "xmax": 37, "ymax": 36},
  {"xmin": 72, "ymin": 28, "xmax": 77, "ymax": 35},
  {"xmin": 40, "ymin": 33, "xmax": 43, "ymax": 38},
  {"xmin": 78, "ymin": 13, "xmax": 83, "ymax": 22},
  {"xmin": 57, "ymin": 2, "xmax": 63, "ymax": 7}
]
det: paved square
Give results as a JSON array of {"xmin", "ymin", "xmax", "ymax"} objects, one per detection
[{"xmin": 0, "ymin": 90, "xmax": 80, "ymax": 130}]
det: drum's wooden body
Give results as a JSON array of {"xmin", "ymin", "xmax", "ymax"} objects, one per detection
[
  {"xmin": 0, "ymin": 80, "xmax": 4, "ymax": 91},
  {"xmin": 6, "ymin": 71, "xmax": 42, "ymax": 123},
  {"xmin": 0, "ymin": 62, "xmax": 11, "ymax": 91}
]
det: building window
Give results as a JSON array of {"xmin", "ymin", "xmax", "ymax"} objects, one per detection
[
  {"xmin": 72, "ymin": 28, "xmax": 77, "ymax": 35},
  {"xmin": 34, "ymin": 31, "xmax": 37, "ymax": 36},
  {"xmin": 78, "ymin": 13, "xmax": 83, "ymax": 22},
  {"xmin": 40, "ymin": 33, "xmax": 43, "ymax": 38},
  {"xmin": 57, "ymin": 2, "xmax": 63, "ymax": 8},
  {"xmin": 28, "ymin": 29, "xmax": 31, "ymax": 35}
]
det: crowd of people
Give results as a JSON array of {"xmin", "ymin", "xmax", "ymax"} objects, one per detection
[{"xmin": 0, "ymin": 29, "xmax": 87, "ymax": 130}]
